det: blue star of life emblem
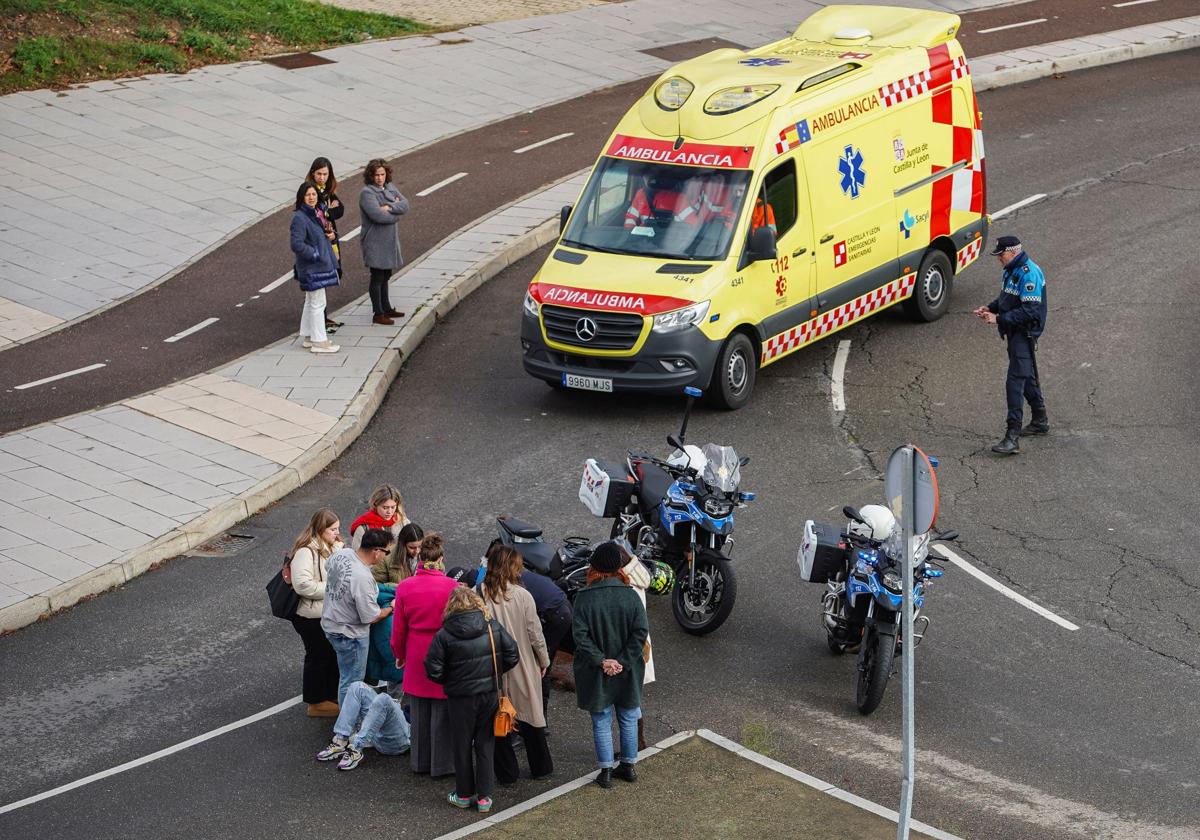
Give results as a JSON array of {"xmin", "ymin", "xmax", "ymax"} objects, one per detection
[
  {"xmin": 739, "ymin": 57, "xmax": 789, "ymax": 67},
  {"xmin": 838, "ymin": 145, "xmax": 867, "ymax": 198}
]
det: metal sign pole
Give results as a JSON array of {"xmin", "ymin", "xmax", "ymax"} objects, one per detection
[{"xmin": 897, "ymin": 445, "xmax": 916, "ymax": 840}]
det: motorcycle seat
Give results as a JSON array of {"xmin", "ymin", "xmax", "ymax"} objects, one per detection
[
  {"xmin": 516, "ymin": 541, "xmax": 556, "ymax": 575},
  {"xmin": 498, "ymin": 516, "xmax": 542, "ymax": 539},
  {"xmin": 635, "ymin": 462, "xmax": 674, "ymax": 511}
]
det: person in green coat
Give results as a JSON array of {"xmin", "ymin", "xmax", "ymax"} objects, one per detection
[{"xmin": 572, "ymin": 541, "xmax": 649, "ymax": 789}]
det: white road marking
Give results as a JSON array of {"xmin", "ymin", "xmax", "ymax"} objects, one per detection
[
  {"xmin": 163, "ymin": 317, "xmax": 219, "ymax": 343},
  {"xmin": 513, "ymin": 132, "xmax": 574, "ymax": 154},
  {"xmin": 340, "ymin": 225, "xmax": 361, "ymax": 242},
  {"xmin": 0, "ymin": 695, "xmax": 303, "ymax": 816},
  {"xmin": 258, "ymin": 273, "xmax": 292, "ymax": 294},
  {"xmin": 14, "ymin": 363, "xmax": 106, "ymax": 391},
  {"xmin": 991, "ymin": 193, "xmax": 1046, "ymax": 220},
  {"xmin": 831, "ymin": 339, "xmax": 851, "ymax": 412},
  {"xmin": 933, "ymin": 545, "xmax": 1079, "ymax": 631},
  {"xmin": 1113, "ymin": 0, "xmax": 1158, "ymax": 6},
  {"xmin": 978, "ymin": 18, "xmax": 1047, "ymax": 34},
  {"xmin": 416, "ymin": 172, "xmax": 468, "ymax": 197}
]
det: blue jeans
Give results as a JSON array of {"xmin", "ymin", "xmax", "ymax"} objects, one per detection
[
  {"xmin": 324, "ymin": 632, "xmax": 369, "ymax": 706},
  {"xmin": 590, "ymin": 705, "xmax": 641, "ymax": 769},
  {"xmin": 335, "ymin": 682, "xmax": 411, "ymax": 754}
]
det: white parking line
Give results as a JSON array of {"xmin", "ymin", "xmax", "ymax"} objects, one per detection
[
  {"xmin": 933, "ymin": 546, "xmax": 1079, "ymax": 631},
  {"xmin": 978, "ymin": 18, "xmax": 1046, "ymax": 34},
  {"xmin": 416, "ymin": 172, "xmax": 467, "ymax": 197},
  {"xmin": 831, "ymin": 339, "xmax": 851, "ymax": 412},
  {"xmin": 514, "ymin": 132, "xmax": 574, "ymax": 154},
  {"xmin": 1113, "ymin": 0, "xmax": 1158, "ymax": 6},
  {"xmin": 991, "ymin": 193, "xmax": 1046, "ymax": 220},
  {"xmin": 0, "ymin": 695, "xmax": 302, "ymax": 816},
  {"xmin": 164, "ymin": 317, "xmax": 219, "ymax": 343},
  {"xmin": 13, "ymin": 363, "xmax": 106, "ymax": 391}
]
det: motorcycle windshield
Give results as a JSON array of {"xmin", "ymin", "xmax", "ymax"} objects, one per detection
[
  {"xmin": 700, "ymin": 444, "xmax": 740, "ymax": 492},
  {"xmin": 882, "ymin": 530, "xmax": 930, "ymax": 566}
]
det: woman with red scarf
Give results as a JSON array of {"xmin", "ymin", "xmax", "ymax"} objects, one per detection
[{"xmin": 349, "ymin": 484, "xmax": 410, "ymax": 550}]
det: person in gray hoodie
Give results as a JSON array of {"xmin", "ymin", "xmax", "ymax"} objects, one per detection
[
  {"xmin": 322, "ymin": 528, "xmax": 395, "ymax": 704},
  {"xmin": 359, "ymin": 158, "xmax": 409, "ymax": 326}
]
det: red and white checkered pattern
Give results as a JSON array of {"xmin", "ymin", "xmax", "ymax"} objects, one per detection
[
  {"xmin": 951, "ymin": 56, "xmax": 970, "ymax": 81},
  {"xmin": 957, "ymin": 239, "xmax": 983, "ymax": 270},
  {"xmin": 761, "ymin": 273, "xmax": 918, "ymax": 364},
  {"xmin": 878, "ymin": 70, "xmax": 930, "ymax": 108}
]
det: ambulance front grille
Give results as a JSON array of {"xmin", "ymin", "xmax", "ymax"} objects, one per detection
[{"xmin": 542, "ymin": 305, "xmax": 644, "ymax": 350}]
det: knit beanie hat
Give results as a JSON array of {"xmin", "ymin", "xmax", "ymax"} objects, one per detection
[{"xmin": 589, "ymin": 541, "xmax": 624, "ymax": 574}]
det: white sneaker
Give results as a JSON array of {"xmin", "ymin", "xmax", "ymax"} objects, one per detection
[{"xmin": 309, "ymin": 341, "xmax": 340, "ymax": 354}]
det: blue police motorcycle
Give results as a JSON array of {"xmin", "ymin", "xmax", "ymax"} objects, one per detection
[
  {"xmin": 800, "ymin": 504, "xmax": 956, "ymax": 714},
  {"xmin": 581, "ymin": 387, "xmax": 755, "ymax": 635}
]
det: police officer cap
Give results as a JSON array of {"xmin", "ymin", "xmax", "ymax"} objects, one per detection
[{"xmin": 989, "ymin": 235, "xmax": 1021, "ymax": 255}]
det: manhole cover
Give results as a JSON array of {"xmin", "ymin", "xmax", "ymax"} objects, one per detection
[
  {"xmin": 189, "ymin": 533, "xmax": 256, "ymax": 557},
  {"xmin": 262, "ymin": 52, "xmax": 336, "ymax": 70}
]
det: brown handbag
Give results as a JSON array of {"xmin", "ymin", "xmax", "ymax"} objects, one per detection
[{"xmin": 487, "ymin": 623, "xmax": 518, "ymax": 737}]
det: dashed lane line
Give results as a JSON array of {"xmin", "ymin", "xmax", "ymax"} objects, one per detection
[
  {"xmin": 1113, "ymin": 0, "xmax": 1159, "ymax": 6},
  {"xmin": 164, "ymin": 317, "xmax": 219, "ymax": 343},
  {"xmin": 830, "ymin": 339, "xmax": 851, "ymax": 412},
  {"xmin": 258, "ymin": 273, "xmax": 291, "ymax": 294},
  {"xmin": 978, "ymin": 18, "xmax": 1047, "ymax": 34},
  {"xmin": 933, "ymin": 545, "xmax": 1080, "ymax": 631},
  {"xmin": 0, "ymin": 695, "xmax": 303, "ymax": 816},
  {"xmin": 991, "ymin": 193, "xmax": 1046, "ymax": 220},
  {"xmin": 13, "ymin": 363, "xmax": 106, "ymax": 391},
  {"xmin": 514, "ymin": 132, "xmax": 575, "ymax": 154},
  {"xmin": 340, "ymin": 226, "xmax": 361, "ymax": 242},
  {"xmin": 416, "ymin": 172, "xmax": 468, "ymax": 197}
]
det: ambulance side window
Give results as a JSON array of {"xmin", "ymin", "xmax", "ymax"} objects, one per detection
[
  {"xmin": 762, "ymin": 159, "xmax": 798, "ymax": 238},
  {"xmin": 593, "ymin": 167, "xmax": 628, "ymax": 226}
]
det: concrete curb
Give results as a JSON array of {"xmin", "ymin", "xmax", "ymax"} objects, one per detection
[{"xmin": 3, "ymin": 24, "xmax": 1193, "ymax": 634}]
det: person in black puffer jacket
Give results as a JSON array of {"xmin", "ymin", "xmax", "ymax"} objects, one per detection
[{"xmin": 425, "ymin": 587, "xmax": 517, "ymax": 814}]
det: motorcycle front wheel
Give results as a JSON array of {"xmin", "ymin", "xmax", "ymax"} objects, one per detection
[
  {"xmin": 671, "ymin": 553, "xmax": 737, "ymax": 635},
  {"xmin": 855, "ymin": 626, "xmax": 896, "ymax": 715}
]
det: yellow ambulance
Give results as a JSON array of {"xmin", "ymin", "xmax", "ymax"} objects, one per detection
[{"xmin": 521, "ymin": 4, "xmax": 987, "ymax": 408}]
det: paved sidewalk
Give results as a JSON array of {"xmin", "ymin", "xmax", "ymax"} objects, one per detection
[
  {"xmin": 316, "ymin": 0, "xmax": 608, "ymax": 27},
  {"xmin": 0, "ymin": 0, "xmax": 998, "ymax": 347},
  {"xmin": 1, "ymin": 14, "xmax": 1198, "ymax": 633}
]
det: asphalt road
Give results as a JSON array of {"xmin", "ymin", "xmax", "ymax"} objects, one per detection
[
  {"xmin": 2, "ymin": 49, "xmax": 1198, "ymax": 840},
  {"xmin": 0, "ymin": 0, "xmax": 1191, "ymax": 433}
]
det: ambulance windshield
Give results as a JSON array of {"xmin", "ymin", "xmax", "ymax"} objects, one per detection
[{"xmin": 561, "ymin": 158, "xmax": 752, "ymax": 262}]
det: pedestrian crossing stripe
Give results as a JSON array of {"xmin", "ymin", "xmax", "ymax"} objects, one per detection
[{"xmin": 761, "ymin": 272, "xmax": 917, "ymax": 365}]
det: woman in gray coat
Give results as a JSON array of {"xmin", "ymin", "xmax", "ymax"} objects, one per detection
[{"xmin": 359, "ymin": 158, "xmax": 409, "ymax": 326}]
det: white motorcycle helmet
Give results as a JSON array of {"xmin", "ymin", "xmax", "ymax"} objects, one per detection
[{"xmin": 847, "ymin": 504, "xmax": 896, "ymax": 541}]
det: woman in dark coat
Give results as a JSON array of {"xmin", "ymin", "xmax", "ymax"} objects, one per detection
[
  {"xmin": 572, "ymin": 541, "xmax": 649, "ymax": 789},
  {"xmin": 305, "ymin": 157, "xmax": 345, "ymax": 334},
  {"xmin": 359, "ymin": 157, "xmax": 408, "ymax": 326},
  {"xmin": 289, "ymin": 182, "xmax": 340, "ymax": 355},
  {"xmin": 425, "ymin": 587, "xmax": 518, "ymax": 815}
]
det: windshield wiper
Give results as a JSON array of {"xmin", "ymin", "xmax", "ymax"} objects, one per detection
[{"xmin": 560, "ymin": 240, "xmax": 641, "ymax": 257}]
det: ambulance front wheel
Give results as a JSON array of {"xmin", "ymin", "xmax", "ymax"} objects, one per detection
[
  {"xmin": 904, "ymin": 250, "xmax": 953, "ymax": 322},
  {"xmin": 711, "ymin": 333, "xmax": 757, "ymax": 411}
]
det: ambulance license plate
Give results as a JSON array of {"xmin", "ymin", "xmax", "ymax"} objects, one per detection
[{"xmin": 563, "ymin": 373, "xmax": 612, "ymax": 393}]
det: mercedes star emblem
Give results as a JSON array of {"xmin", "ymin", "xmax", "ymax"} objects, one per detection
[{"xmin": 575, "ymin": 316, "xmax": 598, "ymax": 342}]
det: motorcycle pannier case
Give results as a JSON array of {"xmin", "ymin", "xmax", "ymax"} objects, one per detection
[
  {"xmin": 579, "ymin": 458, "xmax": 635, "ymax": 518},
  {"xmin": 798, "ymin": 520, "xmax": 846, "ymax": 583}
]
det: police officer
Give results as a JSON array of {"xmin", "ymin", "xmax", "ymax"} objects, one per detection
[{"xmin": 973, "ymin": 235, "xmax": 1049, "ymax": 455}]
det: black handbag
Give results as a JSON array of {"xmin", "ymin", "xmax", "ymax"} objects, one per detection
[{"xmin": 266, "ymin": 555, "xmax": 299, "ymax": 620}]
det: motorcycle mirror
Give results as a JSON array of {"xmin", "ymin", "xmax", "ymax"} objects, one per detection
[
  {"xmin": 937, "ymin": 529, "xmax": 959, "ymax": 542},
  {"xmin": 843, "ymin": 505, "xmax": 866, "ymax": 524},
  {"xmin": 738, "ymin": 455, "xmax": 750, "ymax": 466},
  {"xmin": 666, "ymin": 434, "xmax": 683, "ymax": 452}
]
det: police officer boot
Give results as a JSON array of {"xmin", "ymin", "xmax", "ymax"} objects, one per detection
[
  {"xmin": 1021, "ymin": 410, "xmax": 1050, "ymax": 436},
  {"xmin": 991, "ymin": 429, "xmax": 1020, "ymax": 455}
]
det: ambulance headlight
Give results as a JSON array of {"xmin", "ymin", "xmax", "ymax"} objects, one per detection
[
  {"xmin": 652, "ymin": 300, "xmax": 710, "ymax": 334},
  {"xmin": 704, "ymin": 84, "xmax": 779, "ymax": 115},
  {"xmin": 654, "ymin": 76, "xmax": 694, "ymax": 111},
  {"xmin": 523, "ymin": 290, "xmax": 540, "ymax": 318}
]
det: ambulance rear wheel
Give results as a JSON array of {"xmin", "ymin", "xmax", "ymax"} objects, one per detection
[
  {"xmin": 711, "ymin": 333, "xmax": 756, "ymax": 411},
  {"xmin": 904, "ymin": 250, "xmax": 953, "ymax": 322}
]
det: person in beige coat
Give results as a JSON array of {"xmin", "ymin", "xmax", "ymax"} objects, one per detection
[
  {"xmin": 479, "ymin": 545, "xmax": 553, "ymax": 781},
  {"xmin": 289, "ymin": 508, "xmax": 345, "ymax": 717},
  {"xmin": 620, "ymin": 546, "xmax": 654, "ymax": 750}
]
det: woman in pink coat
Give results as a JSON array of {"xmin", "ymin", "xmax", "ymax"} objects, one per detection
[{"xmin": 392, "ymin": 532, "xmax": 459, "ymax": 776}]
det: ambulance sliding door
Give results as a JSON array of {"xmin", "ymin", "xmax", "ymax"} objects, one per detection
[
  {"xmin": 805, "ymin": 128, "xmax": 898, "ymax": 316},
  {"xmin": 741, "ymin": 156, "xmax": 814, "ymax": 337}
]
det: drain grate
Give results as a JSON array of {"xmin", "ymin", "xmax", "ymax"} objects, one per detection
[
  {"xmin": 262, "ymin": 52, "xmax": 336, "ymax": 70},
  {"xmin": 189, "ymin": 533, "xmax": 256, "ymax": 557},
  {"xmin": 639, "ymin": 38, "xmax": 744, "ymax": 62}
]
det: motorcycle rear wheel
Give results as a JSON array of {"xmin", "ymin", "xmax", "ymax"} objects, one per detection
[
  {"xmin": 855, "ymin": 627, "xmax": 896, "ymax": 715},
  {"xmin": 671, "ymin": 554, "xmax": 737, "ymax": 635}
]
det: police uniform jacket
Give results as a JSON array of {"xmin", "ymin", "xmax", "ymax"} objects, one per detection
[{"xmin": 986, "ymin": 252, "xmax": 1046, "ymax": 339}]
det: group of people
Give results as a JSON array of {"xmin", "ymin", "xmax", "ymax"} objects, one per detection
[
  {"xmin": 289, "ymin": 157, "xmax": 412, "ymax": 356},
  {"xmin": 282, "ymin": 484, "xmax": 654, "ymax": 814}
]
